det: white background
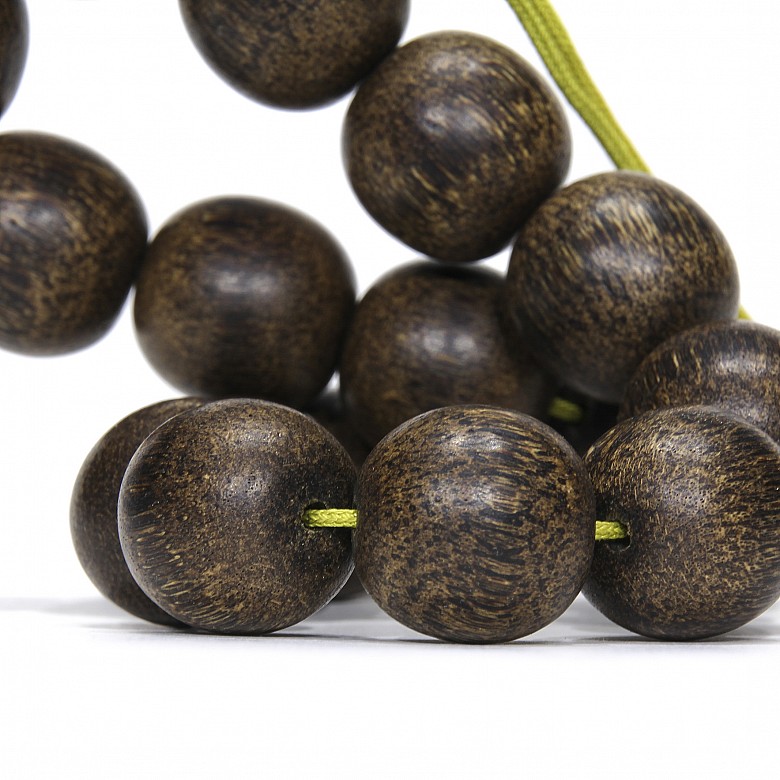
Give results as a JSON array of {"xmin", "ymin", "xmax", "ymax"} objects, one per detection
[{"xmin": 1, "ymin": 1, "xmax": 779, "ymax": 777}]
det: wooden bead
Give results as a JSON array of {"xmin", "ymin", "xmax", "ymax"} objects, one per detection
[
  {"xmin": 621, "ymin": 320, "xmax": 780, "ymax": 442},
  {"xmin": 584, "ymin": 406, "xmax": 780, "ymax": 639},
  {"xmin": 504, "ymin": 171, "xmax": 740, "ymax": 403},
  {"xmin": 0, "ymin": 132, "xmax": 148, "ymax": 355},
  {"xmin": 179, "ymin": 0, "xmax": 410, "ymax": 109},
  {"xmin": 118, "ymin": 399, "xmax": 356, "ymax": 634},
  {"xmin": 0, "ymin": 0, "xmax": 27, "ymax": 118},
  {"xmin": 340, "ymin": 261, "xmax": 555, "ymax": 448},
  {"xmin": 355, "ymin": 405, "xmax": 595, "ymax": 643},
  {"xmin": 343, "ymin": 31, "xmax": 571, "ymax": 262},
  {"xmin": 70, "ymin": 398, "xmax": 204, "ymax": 626},
  {"xmin": 134, "ymin": 197, "xmax": 355, "ymax": 407}
]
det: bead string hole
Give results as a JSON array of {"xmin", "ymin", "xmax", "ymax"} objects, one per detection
[{"xmin": 597, "ymin": 518, "xmax": 631, "ymax": 550}]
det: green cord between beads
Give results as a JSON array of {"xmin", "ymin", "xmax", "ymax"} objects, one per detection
[
  {"xmin": 508, "ymin": 0, "xmax": 750, "ymax": 423},
  {"xmin": 304, "ymin": 508, "xmax": 628, "ymax": 541}
]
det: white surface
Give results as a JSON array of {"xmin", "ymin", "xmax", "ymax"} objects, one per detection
[{"xmin": 1, "ymin": 1, "xmax": 778, "ymax": 778}]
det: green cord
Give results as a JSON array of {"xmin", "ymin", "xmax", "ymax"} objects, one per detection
[
  {"xmin": 505, "ymin": 0, "xmax": 650, "ymax": 172},
  {"xmin": 506, "ymin": 0, "xmax": 750, "ymax": 384},
  {"xmin": 304, "ymin": 508, "xmax": 628, "ymax": 541}
]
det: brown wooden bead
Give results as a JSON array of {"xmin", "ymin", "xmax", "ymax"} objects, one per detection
[
  {"xmin": 343, "ymin": 31, "xmax": 571, "ymax": 262},
  {"xmin": 118, "ymin": 399, "xmax": 356, "ymax": 634},
  {"xmin": 0, "ymin": 0, "xmax": 27, "ymax": 118},
  {"xmin": 584, "ymin": 406, "xmax": 780, "ymax": 640},
  {"xmin": 179, "ymin": 0, "xmax": 410, "ymax": 109},
  {"xmin": 355, "ymin": 405, "xmax": 595, "ymax": 643},
  {"xmin": 0, "ymin": 132, "xmax": 148, "ymax": 355},
  {"xmin": 70, "ymin": 398, "xmax": 205, "ymax": 626},
  {"xmin": 340, "ymin": 261, "xmax": 555, "ymax": 448},
  {"xmin": 134, "ymin": 197, "xmax": 355, "ymax": 407},
  {"xmin": 621, "ymin": 320, "xmax": 780, "ymax": 442},
  {"xmin": 504, "ymin": 171, "xmax": 740, "ymax": 403}
]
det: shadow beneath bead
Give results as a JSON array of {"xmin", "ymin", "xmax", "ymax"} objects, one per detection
[{"xmin": 3, "ymin": 594, "xmax": 777, "ymax": 646}]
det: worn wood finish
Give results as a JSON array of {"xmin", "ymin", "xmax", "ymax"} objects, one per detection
[
  {"xmin": 134, "ymin": 197, "xmax": 355, "ymax": 407},
  {"xmin": 0, "ymin": 0, "xmax": 27, "ymax": 118},
  {"xmin": 118, "ymin": 399, "xmax": 356, "ymax": 634},
  {"xmin": 621, "ymin": 320, "xmax": 780, "ymax": 442},
  {"xmin": 0, "ymin": 132, "xmax": 148, "ymax": 354},
  {"xmin": 70, "ymin": 398, "xmax": 205, "ymax": 626},
  {"xmin": 504, "ymin": 171, "xmax": 740, "ymax": 403},
  {"xmin": 340, "ymin": 261, "xmax": 555, "ymax": 447},
  {"xmin": 343, "ymin": 31, "xmax": 571, "ymax": 262},
  {"xmin": 179, "ymin": 0, "xmax": 409, "ymax": 109},
  {"xmin": 584, "ymin": 406, "xmax": 780, "ymax": 640},
  {"xmin": 355, "ymin": 405, "xmax": 595, "ymax": 643}
]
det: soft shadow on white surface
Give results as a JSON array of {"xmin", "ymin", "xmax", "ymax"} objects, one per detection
[{"xmin": 2, "ymin": 591, "xmax": 777, "ymax": 646}]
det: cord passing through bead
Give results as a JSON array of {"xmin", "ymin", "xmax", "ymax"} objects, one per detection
[{"xmin": 304, "ymin": 507, "xmax": 628, "ymax": 541}]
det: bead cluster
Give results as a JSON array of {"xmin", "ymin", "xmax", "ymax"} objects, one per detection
[{"xmin": 2, "ymin": 0, "xmax": 779, "ymax": 643}]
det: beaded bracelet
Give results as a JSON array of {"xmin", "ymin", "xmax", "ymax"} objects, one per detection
[{"xmin": 3, "ymin": 0, "xmax": 780, "ymax": 644}]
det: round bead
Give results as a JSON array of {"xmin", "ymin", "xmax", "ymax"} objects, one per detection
[
  {"xmin": 504, "ymin": 171, "xmax": 740, "ymax": 403},
  {"xmin": 584, "ymin": 406, "xmax": 780, "ymax": 640},
  {"xmin": 179, "ymin": 0, "xmax": 410, "ymax": 109},
  {"xmin": 0, "ymin": 132, "xmax": 148, "ymax": 355},
  {"xmin": 340, "ymin": 261, "xmax": 555, "ymax": 447},
  {"xmin": 354, "ymin": 405, "xmax": 595, "ymax": 643},
  {"xmin": 343, "ymin": 31, "xmax": 571, "ymax": 262},
  {"xmin": 118, "ymin": 399, "xmax": 355, "ymax": 634},
  {"xmin": 0, "ymin": 0, "xmax": 28, "ymax": 118},
  {"xmin": 133, "ymin": 197, "xmax": 355, "ymax": 407},
  {"xmin": 621, "ymin": 320, "xmax": 780, "ymax": 442},
  {"xmin": 70, "ymin": 398, "xmax": 204, "ymax": 626}
]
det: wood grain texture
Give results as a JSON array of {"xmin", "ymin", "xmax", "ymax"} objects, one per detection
[
  {"xmin": 504, "ymin": 171, "xmax": 740, "ymax": 403},
  {"xmin": 340, "ymin": 261, "xmax": 555, "ymax": 447},
  {"xmin": 621, "ymin": 320, "xmax": 780, "ymax": 442},
  {"xmin": 0, "ymin": 131, "xmax": 148, "ymax": 354},
  {"xmin": 70, "ymin": 398, "xmax": 205, "ymax": 626},
  {"xmin": 118, "ymin": 399, "xmax": 356, "ymax": 634},
  {"xmin": 343, "ymin": 31, "xmax": 570, "ymax": 262},
  {"xmin": 584, "ymin": 406, "xmax": 780, "ymax": 640},
  {"xmin": 134, "ymin": 197, "xmax": 355, "ymax": 407},
  {"xmin": 355, "ymin": 405, "xmax": 595, "ymax": 643},
  {"xmin": 179, "ymin": 0, "xmax": 409, "ymax": 109},
  {"xmin": 0, "ymin": 0, "xmax": 26, "ymax": 118}
]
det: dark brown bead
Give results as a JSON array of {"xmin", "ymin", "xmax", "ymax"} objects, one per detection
[
  {"xmin": 355, "ymin": 405, "xmax": 595, "ymax": 643},
  {"xmin": 504, "ymin": 171, "xmax": 740, "ymax": 403},
  {"xmin": 621, "ymin": 320, "xmax": 780, "ymax": 442},
  {"xmin": 0, "ymin": 132, "xmax": 148, "ymax": 355},
  {"xmin": 340, "ymin": 261, "xmax": 555, "ymax": 448},
  {"xmin": 343, "ymin": 31, "xmax": 571, "ymax": 262},
  {"xmin": 134, "ymin": 197, "xmax": 355, "ymax": 407},
  {"xmin": 118, "ymin": 399, "xmax": 356, "ymax": 634},
  {"xmin": 179, "ymin": 0, "xmax": 409, "ymax": 109},
  {"xmin": 0, "ymin": 0, "xmax": 27, "ymax": 117},
  {"xmin": 584, "ymin": 406, "xmax": 780, "ymax": 640},
  {"xmin": 70, "ymin": 398, "xmax": 205, "ymax": 626}
]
